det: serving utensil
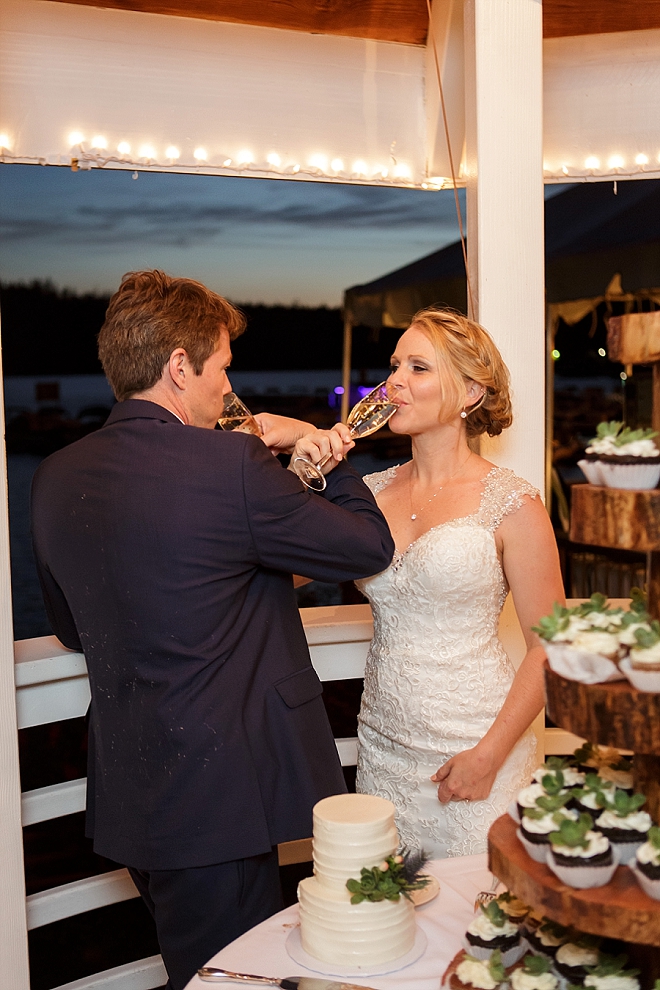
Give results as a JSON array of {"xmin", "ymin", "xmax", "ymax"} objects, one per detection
[{"xmin": 198, "ymin": 967, "xmax": 376, "ymax": 989}]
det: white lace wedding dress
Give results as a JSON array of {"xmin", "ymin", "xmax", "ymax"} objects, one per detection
[{"xmin": 355, "ymin": 465, "xmax": 539, "ymax": 859}]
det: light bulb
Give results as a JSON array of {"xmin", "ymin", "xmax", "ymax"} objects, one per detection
[
  {"xmin": 608, "ymin": 155, "xmax": 624, "ymax": 169},
  {"xmin": 91, "ymin": 135, "xmax": 107, "ymax": 149},
  {"xmin": 193, "ymin": 147, "xmax": 207, "ymax": 161},
  {"xmin": 223, "ymin": 159, "xmax": 232, "ymax": 167},
  {"xmin": 292, "ymin": 164, "xmax": 300, "ymax": 173},
  {"xmin": 236, "ymin": 150, "xmax": 253, "ymax": 164},
  {"xmin": 635, "ymin": 153, "xmax": 649, "ymax": 165},
  {"xmin": 428, "ymin": 175, "xmax": 449, "ymax": 186},
  {"xmin": 267, "ymin": 152, "xmax": 281, "ymax": 167},
  {"xmin": 139, "ymin": 144, "xmax": 155, "ymax": 159},
  {"xmin": 117, "ymin": 141, "xmax": 131, "ymax": 155},
  {"xmin": 0, "ymin": 133, "xmax": 10, "ymax": 149},
  {"xmin": 393, "ymin": 163, "xmax": 411, "ymax": 179},
  {"xmin": 561, "ymin": 165, "xmax": 569, "ymax": 175},
  {"xmin": 68, "ymin": 131, "xmax": 84, "ymax": 146},
  {"xmin": 331, "ymin": 158, "xmax": 344, "ymax": 172},
  {"xmin": 584, "ymin": 156, "xmax": 600, "ymax": 169},
  {"xmin": 598, "ymin": 348, "xmax": 607, "ymax": 357},
  {"xmin": 165, "ymin": 146, "xmax": 180, "ymax": 159},
  {"xmin": 353, "ymin": 160, "xmax": 367, "ymax": 175},
  {"xmin": 374, "ymin": 165, "xmax": 388, "ymax": 177},
  {"xmin": 309, "ymin": 154, "xmax": 328, "ymax": 171},
  {"xmin": 421, "ymin": 182, "xmax": 429, "ymax": 189}
]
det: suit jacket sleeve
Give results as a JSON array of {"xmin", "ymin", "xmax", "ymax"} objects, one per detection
[{"xmin": 241, "ymin": 438, "xmax": 394, "ymax": 582}]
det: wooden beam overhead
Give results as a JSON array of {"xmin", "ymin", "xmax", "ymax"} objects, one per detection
[{"xmin": 45, "ymin": 0, "xmax": 660, "ymax": 43}]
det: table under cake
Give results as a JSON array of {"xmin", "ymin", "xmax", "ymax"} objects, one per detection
[{"xmin": 185, "ymin": 853, "xmax": 491, "ymax": 990}]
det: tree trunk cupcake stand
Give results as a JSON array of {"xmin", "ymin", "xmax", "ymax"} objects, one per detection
[{"xmin": 489, "ymin": 310, "xmax": 660, "ymax": 989}]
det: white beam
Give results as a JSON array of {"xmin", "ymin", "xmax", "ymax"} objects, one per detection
[
  {"xmin": 27, "ymin": 868, "xmax": 139, "ymax": 930},
  {"xmin": 425, "ymin": 0, "xmax": 466, "ymax": 183},
  {"xmin": 0, "ymin": 328, "xmax": 30, "ymax": 985},
  {"xmin": 464, "ymin": 0, "xmax": 545, "ymax": 495}
]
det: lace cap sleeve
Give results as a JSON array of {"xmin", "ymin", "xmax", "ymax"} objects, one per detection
[
  {"xmin": 479, "ymin": 467, "xmax": 539, "ymax": 532},
  {"xmin": 362, "ymin": 465, "xmax": 399, "ymax": 496}
]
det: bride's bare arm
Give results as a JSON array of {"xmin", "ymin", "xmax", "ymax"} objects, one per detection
[{"xmin": 433, "ymin": 496, "xmax": 565, "ymax": 802}]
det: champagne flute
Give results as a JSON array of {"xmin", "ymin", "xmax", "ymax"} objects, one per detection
[
  {"xmin": 217, "ymin": 392, "xmax": 263, "ymax": 436},
  {"xmin": 293, "ymin": 381, "xmax": 399, "ymax": 492}
]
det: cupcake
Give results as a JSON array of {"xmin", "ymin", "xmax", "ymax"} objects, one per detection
[
  {"xmin": 546, "ymin": 814, "xmax": 618, "ymax": 889},
  {"xmin": 593, "ymin": 790, "xmax": 651, "ymax": 861},
  {"xmin": 534, "ymin": 597, "xmax": 625, "ymax": 683},
  {"xmin": 580, "ymin": 421, "xmax": 660, "ymax": 490},
  {"xmin": 465, "ymin": 901, "xmax": 524, "ymax": 965},
  {"xmin": 630, "ymin": 825, "xmax": 660, "ymax": 900},
  {"xmin": 510, "ymin": 954, "xmax": 559, "ymax": 990},
  {"xmin": 620, "ymin": 620, "xmax": 660, "ymax": 691},
  {"xmin": 517, "ymin": 783, "xmax": 551, "ymax": 821},
  {"xmin": 524, "ymin": 919, "xmax": 571, "ymax": 960},
  {"xmin": 495, "ymin": 891, "xmax": 530, "ymax": 925},
  {"xmin": 444, "ymin": 949, "xmax": 508, "ymax": 990},
  {"xmin": 571, "ymin": 774, "xmax": 616, "ymax": 814},
  {"xmin": 597, "ymin": 758, "xmax": 634, "ymax": 793},
  {"xmin": 582, "ymin": 953, "xmax": 640, "ymax": 990},
  {"xmin": 553, "ymin": 937, "xmax": 602, "ymax": 984},
  {"xmin": 519, "ymin": 797, "xmax": 577, "ymax": 863},
  {"xmin": 532, "ymin": 757, "xmax": 585, "ymax": 789}
]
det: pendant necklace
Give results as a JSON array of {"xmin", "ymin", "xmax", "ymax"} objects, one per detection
[{"xmin": 409, "ymin": 452, "xmax": 473, "ymax": 520}]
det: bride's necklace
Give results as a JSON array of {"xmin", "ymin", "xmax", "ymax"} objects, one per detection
[{"xmin": 408, "ymin": 452, "xmax": 473, "ymax": 520}]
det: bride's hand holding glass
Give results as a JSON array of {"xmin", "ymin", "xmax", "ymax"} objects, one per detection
[{"xmin": 288, "ymin": 425, "xmax": 355, "ymax": 481}]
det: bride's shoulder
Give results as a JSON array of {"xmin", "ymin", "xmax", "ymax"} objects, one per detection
[
  {"xmin": 479, "ymin": 465, "xmax": 540, "ymax": 531},
  {"xmin": 361, "ymin": 464, "xmax": 401, "ymax": 496}
]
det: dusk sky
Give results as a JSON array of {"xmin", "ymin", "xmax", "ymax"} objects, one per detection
[{"xmin": 0, "ymin": 164, "xmax": 469, "ymax": 307}]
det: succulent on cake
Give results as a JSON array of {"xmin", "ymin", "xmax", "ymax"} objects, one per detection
[
  {"xmin": 578, "ymin": 952, "xmax": 640, "ymax": 990},
  {"xmin": 579, "ymin": 422, "xmax": 660, "ymax": 488},
  {"xmin": 635, "ymin": 825, "xmax": 660, "ymax": 881},
  {"xmin": 345, "ymin": 849, "xmax": 431, "ymax": 904},
  {"xmin": 571, "ymin": 773, "xmax": 616, "ymax": 812},
  {"xmin": 584, "ymin": 422, "xmax": 659, "ymax": 459},
  {"xmin": 449, "ymin": 948, "xmax": 507, "ymax": 990},
  {"xmin": 495, "ymin": 891, "xmax": 529, "ymax": 922}
]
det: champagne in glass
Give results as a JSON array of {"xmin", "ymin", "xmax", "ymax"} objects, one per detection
[
  {"xmin": 293, "ymin": 381, "xmax": 399, "ymax": 491},
  {"xmin": 217, "ymin": 393, "xmax": 262, "ymax": 436}
]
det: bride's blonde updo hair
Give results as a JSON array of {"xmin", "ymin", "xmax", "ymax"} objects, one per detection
[{"xmin": 411, "ymin": 307, "xmax": 513, "ymax": 438}]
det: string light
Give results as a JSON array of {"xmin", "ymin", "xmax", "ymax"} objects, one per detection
[
  {"xmin": 608, "ymin": 155, "xmax": 624, "ymax": 169},
  {"xmin": 352, "ymin": 160, "xmax": 367, "ymax": 175},
  {"xmin": 292, "ymin": 164, "xmax": 300, "ymax": 173},
  {"xmin": 236, "ymin": 150, "xmax": 253, "ymax": 164},
  {"xmin": 584, "ymin": 156, "xmax": 600, "ymax": 169},
  {"xmin": 266, "ymin": 152, "xmax": 281, "ymax": 166},
  {"xmin": 309, "ymin": 154, "xmax": 328, "ymax": 171},
  {"xmin": 91, "ymin": 135, "xmax": 107, "ymax": 149},
  {"xmin": 374, "ymin": 165, "xmax": 388, "ymax": 177},
  {"xmin": 393, "ymin": 163, "xmax": 411, "ymax": 179},
  {"xmin": 0, "ymin": 133, "xmax": 10, "ymax": 149},
  {"xmin": 117, "ymin": 141, "xmax": 131, "ymax": 155},
  {"xmin": 552, "ymin": 349, "xmax": 560, "ymax": 360},
  {"xmin": 68, "ymin": 131, "xmax": 84, "ymax": 146},
  {"xmin": 331, "ymin": 158, "xmax": 344, "ymax": 171},
  {"xmin": 561, "ymin": 165, "xmax": 569, "ymax": 175},
  {"xmin": 165, "ymin": 145, "xmax": 180, "ymax": 159},
  {"xmin": 193, "ymin": 147, "xmax": 207, "ymax": 160},
  {"xmin": 223, "ymin": 158, "xmax": 232, "ymax": 166},
  {"xmin": 635, "ymin": 153, "xmax": 649, "ymax": 165},
  {"xmin": 139, "ymin": 144, "xmax": 156, "ymax": 159},
  {"xmin": 598, "ymin": 348, "xmax": 607, "ymax": 357}
]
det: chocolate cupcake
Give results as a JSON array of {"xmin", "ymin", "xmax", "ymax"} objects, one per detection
[
  {"xmin": 465, "ymin": 901, "xmax": 522, "ymax": 964},
  {"xmin": 547, "ymin": 814, "xmax": 618, "ymax": 889},
  {"xmin": 581, "ymin": 952, "xmax": 640, "ymax": 990},
  {"xmin": 524, "ymin": 919, "xmax": 571, "ymax": 960},
  {"xmin": 532, "ymin": 757, "xmax": 584, "ymax": 789},
  {"xmin": 510, "ymin": 954, "xmax": 559, "ymax": 990},
  {"xmin": 579, "ymin": 422, "xmax": 660, "ymax": 490},
  {"xmin": 636, "ymin": 826, "xmax": 660, "ymax": 881},
  {"xmin": 593, "ymin": 791, "xmax": 651, "ymax": 861},
  {"xmin": 553, "ymin": 937, "xmax": 602, "ymax": 984},
  {"xmin": 519, "ymin": 798, "xmax": 577, "ymax": 863},
  {"xmin": 495, "ymin": 891, "xmax": 529, "ymax": 925},
  {"xmin": 447, "ymin": 949, "xmax": 508, "ymax": 990},
  {"xmin": 571, "ymin": 774, "xmax": 616, "ymax": 814}
]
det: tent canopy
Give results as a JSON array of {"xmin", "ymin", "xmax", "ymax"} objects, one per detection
[{"xmin": 343, "ymin": 180, "xmax": 660, "ymax": 330}]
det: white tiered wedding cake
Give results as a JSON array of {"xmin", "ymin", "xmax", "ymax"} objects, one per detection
[{"xmin": 297, "ymin": 793, "xmax": 416, "ymax": 966}]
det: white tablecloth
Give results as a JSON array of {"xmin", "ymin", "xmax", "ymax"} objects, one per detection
[{"xmin": 185, "ymin": 853, "xmax": 492, "ymax": 989}]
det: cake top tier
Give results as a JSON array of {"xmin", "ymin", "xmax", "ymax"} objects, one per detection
[{"xmin": 314, "ymin": 793, "xmax": 395, "ymax": 826}]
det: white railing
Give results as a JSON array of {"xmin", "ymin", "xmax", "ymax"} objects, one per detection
[{"xmin": 11, "ymin": 599, "xmax": 585, "ymax": 990}]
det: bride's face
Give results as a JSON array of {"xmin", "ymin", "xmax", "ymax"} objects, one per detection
[{"xmin": 387, "ymin": 326, "xmax": 450, "ymax": 435}]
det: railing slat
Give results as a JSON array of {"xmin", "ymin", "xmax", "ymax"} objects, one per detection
[
  {"xmin": 51, "ymin": 954, "xmax": 166, "ymax": 990},
  {"xmin": 27, "ymin": 869, "xmax": 139, "ymax": 930},
  {"xmin": 335, "ymin": 736, "xmax": 358, "ymax": 767},
  {"xmin": 22, "ymin": 778, "xmax": 86, "ymax": 827}
]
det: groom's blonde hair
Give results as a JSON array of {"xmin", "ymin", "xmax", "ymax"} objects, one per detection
[{"xmin": 410, "ymin": 308, "xmax": 513, "ymax": 437}]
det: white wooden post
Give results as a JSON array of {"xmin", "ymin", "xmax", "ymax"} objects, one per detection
[
  {"xmin": 463, "ymin": 0, "xmax": 545, "ymax": 495},
  {"xmin": 0, "ymin": 328, "xmax": 31, "ymax": 986}
]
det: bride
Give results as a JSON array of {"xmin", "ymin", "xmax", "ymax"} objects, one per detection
[{"xmin": 259, "ymin": 308, "xmax": 564, "ymax": 858}]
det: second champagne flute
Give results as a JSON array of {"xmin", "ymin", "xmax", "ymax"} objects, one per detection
[{"xmin": 292, "ymin": 381, "xmax": 399, "ymax": 491}]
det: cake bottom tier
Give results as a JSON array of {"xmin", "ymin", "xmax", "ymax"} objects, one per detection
[{"xmin": 298, "ymin": 876, "xmax": 416, "ymax": 966}]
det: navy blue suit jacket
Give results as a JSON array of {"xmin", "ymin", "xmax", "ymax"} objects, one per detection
[{"xmin": 31, "ymin": 400, "xmax": 394, "ymax": 870}]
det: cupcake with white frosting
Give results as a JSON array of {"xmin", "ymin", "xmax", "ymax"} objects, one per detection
[
  {"xmin": 571, "ymin": 774, "xmax": 616, "ymax": 814},
  {"xmin": 593, "ymin": 790, "xmax": 651, "ymax": 861},
  {"xmin": 519, "ymin": 795, "xmax": 577, "ymax": 863},
  {"xmin": 445, "ymin": 949, "xmax": 508, "ymax": 990},
  {"xmin": 553, "ymin": 937, "xmax": 602, "ymax": 984},
  {"xmin": 532, "ymin": 757, "xmax": 585, "ymax": 789},
  {"xmin": 523, "ymin": 919, "xmax": 571, "ymax": 960},
  {"xmin": 465, "ymin": 901, "xmax": 524, "ymax": 965},
  {"xmin": 534, "ymin": 596, "xmax": 625, "ymax": 683},
  {"xmin": 630, "ymin": 825, "xmax": 660, "ymax": 900},
  {"xmin": 620, "ymin": 620, "xmax": 660, "ymax": 691},
  {"xmin": 546, "ymin": 814, "xmax": 618, "ymax": 888},
  {"xmin": 581, "ymin": 953, "xmax": 640, "ymax": 990},
  {"xmin": 510, "ymin": 954, "xmax": 559, "ymax": 990},
  {"xmin": 517, "ymin": 783, "xmax": 558, "ymax": 822},
  {"xmin": 579, "ymin": 422, "xmax": 660, "ymax": 489}
]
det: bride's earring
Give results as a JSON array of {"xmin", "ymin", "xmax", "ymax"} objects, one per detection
[
  {"xmin": 460, "ymin": 410, "xmax": 467, "ymax": 419},
  {"xmin": 462, "ymin": 389, "xmax": 486, "ymax": 419}
]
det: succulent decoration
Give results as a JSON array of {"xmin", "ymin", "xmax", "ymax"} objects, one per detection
[
  {"xmin": 521, "ymin": 954, "xmax": 553, "ymax": 976},
  {"xmin": 523, "ymin": 793, "xmax": 572, "ymax": 820},
  {"xmin": 549, "ymin": 813, "xmax": 593, "ymax": 849},
  {"xmin": 647, "ymin": 826, "xmax": 660, "ymax": 851},
  {"xmin": 596, "ymin": 789, "xmax": 645, "ymax": 816},
  {"xmin": 633, "ymin": 620, "xmax": 660, "ymax": 650},
  {"xmin": 541, "ymin": 771, "xmax": 568, "ymax": 796},
  {"xmin": 463, "ymin": 949, "xmax": 507, "ymax": 983},
  {"xmin": 346, "ymin": 849, "xmax": 431, "ymax": 904},
  {"xmin": 585, "ymin": 953, "xmax": 640, "ymax": 980},
  {"xmin": 591, "ymin": 421, "xmax": 658, "ymax": 446},
  {"xmin": 478, "ymin": 900, "xmax": 511, "ymax": 928}
]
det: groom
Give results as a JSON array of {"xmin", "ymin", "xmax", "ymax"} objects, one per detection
[{"xmin": 30, "ymin": 270, "xmax": 394, "ymax": 990}]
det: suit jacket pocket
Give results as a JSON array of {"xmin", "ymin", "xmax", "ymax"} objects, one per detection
[{"xmin": 274, "ymin": 665, "xmax": 323, "ymax": 708}]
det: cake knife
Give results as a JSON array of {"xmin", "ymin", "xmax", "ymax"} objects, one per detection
[{"xmin": 197, "ymin": 966, "xmax": 376, "ymax": 989}]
